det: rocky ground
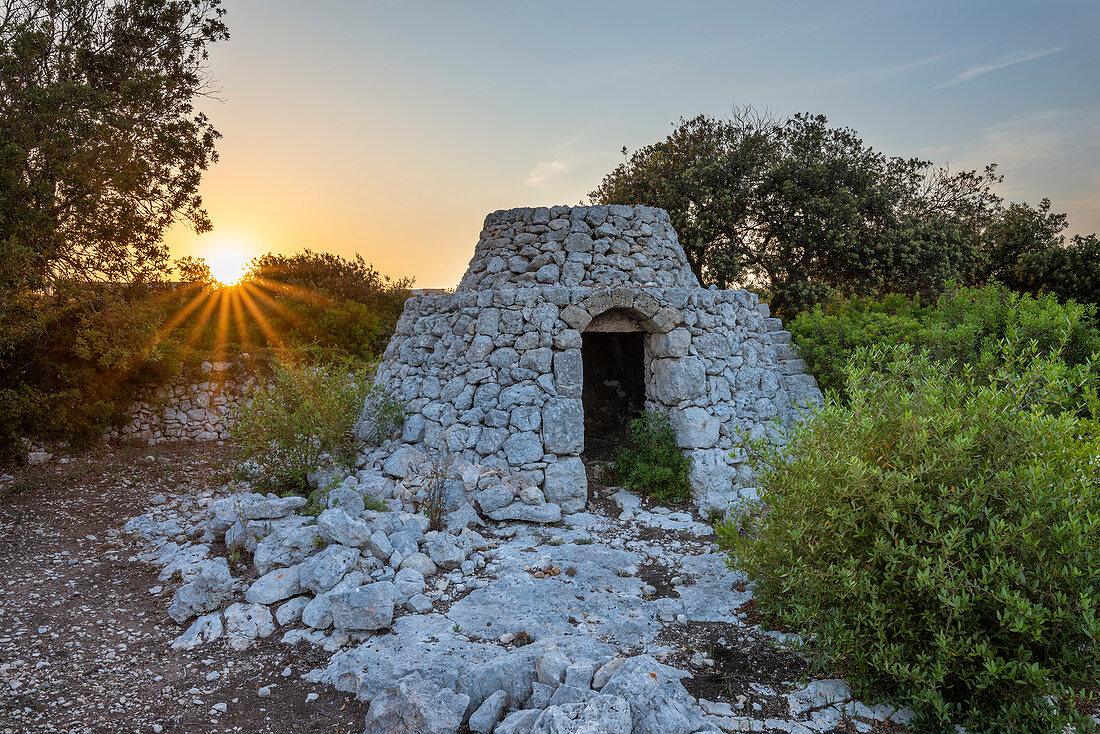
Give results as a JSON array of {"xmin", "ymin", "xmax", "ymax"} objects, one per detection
[
  {"xmin": 1, "ymin": 441, "xmax": 917, "ymax": 734},
  {"xmin": 0, "ymin": 443, "xmax": 369, "ymax": 733}
]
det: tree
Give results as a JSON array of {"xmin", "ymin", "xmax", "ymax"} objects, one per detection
[
  {"xmin": 1016, "ymin": 233, "xmax": 1100, "ymax": 306},
  {"xmin": 0, "ymin": 0, "xmax": 229, "ymax": 309},
  {"xmin": 981, "ymin": 198, "xmax": 1068, "ymax": 288},
  {"xmin": 246, "ymin": 250, "xmax": 414, "ymax": 358},
  {"xmin": 173, "ymin": 254, "xmax": 212, "ymax": 283},
  {"xmin": 590, "ymin": 108, "xmax": 1002, "ymax": 315}
]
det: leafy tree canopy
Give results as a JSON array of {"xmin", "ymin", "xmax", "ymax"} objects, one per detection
[
  {"xmin": 0, "ymin": 0, "xmax": 229, "ymax": 312},
  {"xmin": 590, "ymin": 108, "xmax": 1084, "ymax": 315}
]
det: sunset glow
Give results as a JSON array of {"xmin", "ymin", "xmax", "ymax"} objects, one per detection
[
  {"xmin": 203, "ymin": 236, "xmax": 257, "ymax": 286},
  {"xmin": 163, "ymin": 1, "xmax": 1100, "ymax": 290}
]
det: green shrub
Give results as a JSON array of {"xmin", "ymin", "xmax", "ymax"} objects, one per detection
[
  {"xmin": 931, "ymin": 283, "xmax": 1100, "ymax": 369},
  {"xmin": 612, "ymin": 410, "xmax": 691, "ymax": 503},
  {"xmin": 230, "ymin": 361, "xmax": 381, "ymax": 495},
  {"xmin": 786, "ymin": 293, "xmax": 931, "ymax": 395},
  {"xmin": 359, "ymin": 383, "xmax": 408, "ymax": 446},
  {"xmin": 789, "ymin": 284, "xmax": 1100, "ymax": 399},
  {"xmin": 718, "ymin": 343, "xmax": 1100, "ymax": 732}
]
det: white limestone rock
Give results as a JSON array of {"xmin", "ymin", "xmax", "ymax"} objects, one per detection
[
  {"xmin": 487, "ymin": 502, "xmax": 561, "ymax": 523},
  {"xmin": 317, "ymin": 507, "xmax": 372, "ymax": 547},
  {"xmin": 426, "ymin": 533, "xmax": 470, "ymax": 571},
  {"xmin": 330, "ymin": 582, "xmax": 395, "ymax": 631},
  {"xmin": 298, "ymin": 544, "xmax": 359, "ymax": 595},
  {"xmin": 531, "ymin": 694, "xmax": 633, "ymax": 734},
  {"xmin": 383, "ymin": 445, "xmax": 427, "ymax": 478},
  {"xmin": 275, "ymin": 596, "xmax": 310, "ymax": 626},
  {"xmin": 391, "ymin": 567, "xmax": 426, "ymax": 604},
  {"xmin": 253, "ymin": 524, "xmax": 322, "ymax": 575},
  {"xmin": 223, "ymin": 602, "xmax": 275, "ymax": 650},
  {"xmin": 543, "ymin": 458, "xmax": 587, "ymax": 514},
  {"xmin": 326, "ymin": 484, "xmax": 366, "ymax": 515},
  {"xmin": 398, "ymin": 552, "xmax": 438, "ymax": 577},
  {"xmin": 536, "ymin": 647, "xmax": 570, "ymax": 687},
  {"xmin": 171, "ymin": 612, "xmax": 223, "ymax": 650},
  {"xmin": 468, "ymin": 689, "xmax": 507, "ymax": 733},
  {"xmin": 498, "ymin": 711, "xmax": 541, "ymax": 734},
  {"xmin": 167, "ymin": 558, "xmax": 233, "ymax": 623},
  {"xmin": 245, "ymin": 565, "xmax": 301, "ymax": 605},
  {"xmin": 787, "ymin": 679, "xmax": 853, "ymax": 716},
  {"xmin": 360, "ymin": 673, "xmax": 469, "ymax": 734},
  {"xmin": 598, "ymin": 655, "xmax": 702, "ymax": 734},
  {"xmin": 240, "ymin": 495, "xmax": 307, "ymax": 520}
]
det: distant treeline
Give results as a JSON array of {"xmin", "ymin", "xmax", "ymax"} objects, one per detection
[
  {"xmin": 0, "ymin": 251, "xmax": 411, "ymax": 461},
  {"xmin": 592, "ymin": 108, "xmax": 1099, "ymax": 316}
]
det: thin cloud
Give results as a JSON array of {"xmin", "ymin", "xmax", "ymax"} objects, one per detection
[
  {"xmin": 524, "ymin": 131, "xmax": 607, "ymax": 189},
  {"xmin": 936, "ymin": 46, "xmax": 1063, "ymax": 89},
  {"xmin": 525, "ymin": 159, "xmax": 570, "ymax": 188},
  {"xmin": 824, "ymin": 52, "xmax": 953, "ymax": 87}
]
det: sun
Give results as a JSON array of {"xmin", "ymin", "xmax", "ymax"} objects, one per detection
[{"xmin": 203, "ymin": 238, "xmax": 255, "ymax": 286}]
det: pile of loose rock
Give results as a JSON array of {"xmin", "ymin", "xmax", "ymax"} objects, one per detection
[
  {"xmin": 126, "ymin": 449, "xmax": 577, "ymax": 653},
  {"xmin": 124, "ymin": 449, "xmax": 917, "ymax": 734}
]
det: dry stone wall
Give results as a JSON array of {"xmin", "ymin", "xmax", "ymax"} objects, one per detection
[
  {"xmin": 109, "ymin": 362, "xmax": 255, "ymax": 443},
  {"xmin": 368, "ymin": 206, "xmax": 823, "ymax": 515}
]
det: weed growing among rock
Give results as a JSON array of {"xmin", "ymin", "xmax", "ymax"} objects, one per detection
[
  {"xmin": 230, "ymin": 361, "xmax": 377, "ymax": 495},
  {"xmin": 612, "ymin": 410, "xmax": 691, "ymax": 503}
]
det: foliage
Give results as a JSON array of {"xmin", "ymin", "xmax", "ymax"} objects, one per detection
[
  {"xmin": 0, "ymin": 248, "xmax": 410, "ymax": 461},
  {"xmin": 175, "ymin": 255, "xmax": 214, "ymax": 284},
  {"xmin": 0, "ymin": 282, "xmax": 205, "ymax": 460},
  {"xmin": 245, "ymin": 250, "xmax": 412, "ymax": 359},
  {"xmin": 590, "ymin": 108, "xmax": 1001, "ymax": 315},
  {"xmin": 978, "ymin": 198, "xmax": 1100, "ymax": 305},
  {"xmin": 0, "ymin": 0, "xmax": 233, "ymax": 461},
  {"xmin": 789, "ymin": 284, "xmax": 1100, "ymax": 398},
  {"xmin": 785, "ymin": 293, "xmax": 929, "ymax": 395},
  {"xmin": 230, "ymin": 361, "xmax": 378, "ymax": 496},
  {"xmin": 0, "ymin": 0, "xmax": 228, "ymax": 310},
  {"xmin": 419, "ymin": 452, "xmax": 449, "ymax": 532},
  {"xmin": 611, "ymin": 410, "xmax": 691, "ymax": 503},
  {"xmin": 1016, "ymin": 233, "xmax": 1100, "ymax": 306},
  {"xmin": 980, "ymin": 198, "xmax": 1068, "ymax": 288},
  {"xmin": 718, "ymin": 343, "xmax": 1100, "ymax": 733},
  {"xmin": 362, "ymin": 496, "xmax": 388, "ymax": 512}
]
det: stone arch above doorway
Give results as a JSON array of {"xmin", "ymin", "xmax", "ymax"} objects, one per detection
[{"xmin": 558, "ymin": 288, "xmax": 683, "ymax": 335}]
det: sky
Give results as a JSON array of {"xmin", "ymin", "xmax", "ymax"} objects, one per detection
[{"xmin": 167, "ymin": 0, "xmax": 1100, "ymax": 289}]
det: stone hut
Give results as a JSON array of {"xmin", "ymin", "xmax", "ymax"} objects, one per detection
[{"xmin": 368, "ymin": 205, "xmax": 821, "ymax": 515}]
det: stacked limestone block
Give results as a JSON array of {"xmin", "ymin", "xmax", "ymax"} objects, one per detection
[
  {"xmin": 458, "ymin": 205, "xmax": 699, "ymax": 291},
  {"xmin": 369, "ymin": 205, "xmax": 822, "ymax": 515},
  {"xmin": 109, "ymin": 362, "xmax": 254, "ymax": 443}
]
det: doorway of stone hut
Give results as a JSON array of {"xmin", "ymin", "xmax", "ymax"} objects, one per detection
[{"xmin": 581, "ymin": 328, "xmax": 646, "ymax": 461}]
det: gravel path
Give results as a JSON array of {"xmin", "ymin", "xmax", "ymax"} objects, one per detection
[{"xmin": 0, "ymin": 442, "xmax": 369, "ymax": 734}]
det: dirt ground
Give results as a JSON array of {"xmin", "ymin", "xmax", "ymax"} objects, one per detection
[{"xmin": 0, "ymin": 441, "xmax": 369, "ymax": 734}]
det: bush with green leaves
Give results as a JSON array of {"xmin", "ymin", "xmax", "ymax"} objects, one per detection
[
  {"xmin": 0, "ymin": 247, "xmax": 411, "ymax": 462},
  {"xmin": 358, "ymin": 383, "xmax": 408, "ymax": 446},
  {"xmin": 785, "ymin": 293, "xmax": 931, "ymax": 395},
  {"xmin": 718, "ymin": 343, "xmax": 1100, "ymax": 733},
  {"xmin": 789, "ymin": 284, "xmax": 1100, "ymax": 398},
  {"xmin": 611, "ymin": 410, "xmax": 691, "ymax": 503},
  {"xmin": 230, "ymin": 361, "xmax": 385, "ymax": 495}
]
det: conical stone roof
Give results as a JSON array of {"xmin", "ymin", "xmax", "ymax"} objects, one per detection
[{"xmin": 457, "ymin": 205, "xmax": 699, "ymax": 291}]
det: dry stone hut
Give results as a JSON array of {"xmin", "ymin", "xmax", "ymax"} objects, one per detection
[{"xmin": 368, "ymin": 205, "xmax": 822, "ymax": 515}]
